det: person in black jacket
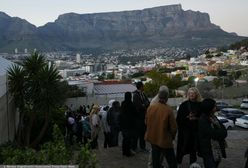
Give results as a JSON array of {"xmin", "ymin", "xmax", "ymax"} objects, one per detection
[
  {"xmin": 107, "ymin": 100, "xmax": 121, "ymax": 147},
  {"xmin": 133, "ymin": 81, "xmax": 150, "ymax": 151},
  {"xmin": 176, "ymin": 87, "xmax": 202, "ymax": 166},
  {"xmin": 120, "ymin": 92, "xmax": 139, "ymax": 156},
  {"xmin": 198, "ymin": 98, "xmax": 227, "ymax": 168}
]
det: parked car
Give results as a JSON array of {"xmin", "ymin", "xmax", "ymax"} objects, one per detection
[
  {"xmin": 216, "ymin": 101, "xmax": 231, "ymax": 111},
  {"xmin": 217, "ymin": 116, "xmax": 234, "ymax": 130},
  {"xmin": 240, "ymin": 98, "xmax": 248, "ymax": 109},
  {"xmin": 235, "ymin": 115, "xmax": 248, "ymax": 128},
  {"xmin": 219, "ymin": 108, "xmax": 245, "ymax": 122}
]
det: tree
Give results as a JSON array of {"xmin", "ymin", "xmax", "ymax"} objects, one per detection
[
  {"xmin": 213, "ymin": 78, "xmax": 222, "ymax": 89},
  {"xmin": 144, "ymin": 70, "xmax": 185, "ymax": 97},
  {"xmin": 8, "ymin": 52, "xmax": 68, "ymax": 147},
  {"xmin": 106, "ymin": 73, "xmax": 114, "ymax": 79}
]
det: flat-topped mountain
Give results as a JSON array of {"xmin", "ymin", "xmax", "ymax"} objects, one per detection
[{"xmin": 0, "ymin": 4, "xmax": 245, "ymax": 52}]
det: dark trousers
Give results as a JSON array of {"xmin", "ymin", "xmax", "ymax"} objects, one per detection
[
  {"xmin": 177, "ymin": 150, "xmax": 197, "ymax": 164},
  {"xmin": 90, "ymin": 135, "xmax": 98, "ymax": 149},
  {"xmin": 151, "ymin": 145, "xmax": 177, "ymax": 168},
  {"xmin": 110, "ymin": 126, "xmax": 120, "ymax": 147},
  {"xmin": 122, "ymin": 130, "xmax": 132, "ymax": 156},
  {"xmin": 103, "ymin": 132, "xmax": 111, "ymax": 148},
  {"xmin": 202, "ymin": 154, "xmax": 220, "ymax": 168},
  {"xmin": 134, "ymin": 122, "xmax": 146, "ymax": 150}
]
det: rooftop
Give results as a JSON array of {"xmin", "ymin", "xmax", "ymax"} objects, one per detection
[{"xmin": 94, "ymin": 84, "xmax": 136, "ymax": 95}]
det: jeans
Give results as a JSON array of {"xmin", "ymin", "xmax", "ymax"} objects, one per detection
[{"xmin": 151, "ymin": 144, "xmax": 177, "ymax": 168}]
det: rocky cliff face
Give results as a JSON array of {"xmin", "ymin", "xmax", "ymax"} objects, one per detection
[{"xmin": 0, "ymin": 5, "xmax": 244, "ymax": 52}]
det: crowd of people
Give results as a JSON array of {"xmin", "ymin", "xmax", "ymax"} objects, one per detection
[{"xmin": 64, "ymin": 81, "xmax": 247, "ymax": 168}]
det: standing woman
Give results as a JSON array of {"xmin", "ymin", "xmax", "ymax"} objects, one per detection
[
  {"xmin": 107, "ymin": 100, "xmax": 121, "ymax": 147},
  {"xmin": 89, "ymin": 104, "xmax": 101, "ymax": 149},
  {"xmin": 198, "ymin": 98, "xmax": 227, "ymax": 168},
  {"xmin": 176, "ymin": 87, "xmax": 202, "ymax": 166}
]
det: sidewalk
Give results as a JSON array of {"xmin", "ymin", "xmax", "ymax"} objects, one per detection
[{"xmin": 95, "ymin": 130, "xmax": 248, "ymax": 168}]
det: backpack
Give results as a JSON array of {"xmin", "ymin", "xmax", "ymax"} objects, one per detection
[{"xmin": 82, "ymin": 117, "xmax": 91, "ymax": 138}]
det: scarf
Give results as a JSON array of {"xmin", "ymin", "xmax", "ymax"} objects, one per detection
[{"xmin": 210, "ymin": 115, "xmax": 222, "ymax": 162}]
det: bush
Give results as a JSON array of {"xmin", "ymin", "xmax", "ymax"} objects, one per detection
[
  {"xmin": 0, "ymin": 124, "xmax": 97, "ymax": 166},
  {"xmin": 78, "ymin": 143, "xmax": 98, "ymax": 168}
]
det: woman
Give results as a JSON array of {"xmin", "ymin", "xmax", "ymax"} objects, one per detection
[
  {"xmin": 176, "ymin": 87, "xmax": 202, "ymax": 166},
  {"xmin": 198, "ymin": 98, "xmax": 227, "ymax": 168},
  {"xmin": 107, "ymin": 100, "xmax": 121, "ymax": 147},
  {"xmin": 89, "ymin": 104, "xmax": 101, "ymax": 149}
]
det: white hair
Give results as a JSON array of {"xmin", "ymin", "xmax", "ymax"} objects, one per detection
[
  {"xmin": 150, "ymin": 85, "xmax": 169, "ymax": 104},
  {"xmin": 189, "ymin": 162, "xmax": 201, "ymax": 168}
]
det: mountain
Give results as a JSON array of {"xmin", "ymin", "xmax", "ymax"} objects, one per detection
[{"xmin": 0, "ymin": 4, "xmax": 245, "ymax": 52}]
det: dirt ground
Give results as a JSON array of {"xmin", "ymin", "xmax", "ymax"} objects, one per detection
[{"xmin": 95, "ymin": 130, "xmax": 248, "ymax": 168}]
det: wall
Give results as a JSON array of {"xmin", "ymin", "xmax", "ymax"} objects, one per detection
[
  {"xmin": 0, "ymin": 92, "xmax": 17, "ymax": 144},
  {"xmin": 65, "ymin": 95, "xmax": 185, "ymax": 110},
  {"xmin": 0, "ymin": 74, "xmax": 6, "ymax": 97}
]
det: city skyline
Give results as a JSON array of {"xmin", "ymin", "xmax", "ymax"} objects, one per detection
[{"xmin": 0, "ymin": 0, "xmax": 248, "ymax": 37}]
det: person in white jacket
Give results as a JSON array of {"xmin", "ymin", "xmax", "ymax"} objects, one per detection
[{"xmin": 99, "ymin": 105, "xmax": 111, "ymax": 148}]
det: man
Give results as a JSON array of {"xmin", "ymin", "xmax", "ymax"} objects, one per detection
[
  {"xmin": 145, "ymin": 87, "xmax": 177, "ymax": 168},
  {"xmin": 133, "ymin": 81, "xmax": 150, "ymax": 151}
]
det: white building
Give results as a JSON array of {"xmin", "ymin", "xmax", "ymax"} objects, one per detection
[
  {"xmin": 76, "ymin": 54, "xmax": 81, "ymax": 63},
  {"xmin": 0, "ymin": 57, "xmax": 18, "ymax": 144}
]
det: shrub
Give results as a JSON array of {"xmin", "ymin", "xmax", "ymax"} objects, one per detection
[
  {"xmin": 0, "ymin": 124, "xmax": 98, "ymax": 166},
  {"xmin": 78, "ymin": 143, "xmax": 98, "ymax": 168}
]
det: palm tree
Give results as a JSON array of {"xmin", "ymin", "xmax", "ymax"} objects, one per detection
[
  {"xmin": 8, "ymin": 52, "xmax": 68, "ymax": 147},
  {"xmin": 7, "ymin": 65, "xmax": 26, "ymax": 145}
]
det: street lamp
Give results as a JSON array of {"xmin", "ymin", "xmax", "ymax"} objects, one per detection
[{"xmin": 194, "ymin": 77, "xmax": 199, "ymax": 87}]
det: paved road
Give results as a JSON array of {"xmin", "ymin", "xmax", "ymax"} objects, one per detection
[{"xmin": 95, "ymin": 130, "xmax": 248, "ymax": 168}]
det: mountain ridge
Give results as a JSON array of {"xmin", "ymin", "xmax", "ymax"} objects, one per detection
[{"xmin": 0, "ymin": 4, "xmax": 245, "ymax": 52}]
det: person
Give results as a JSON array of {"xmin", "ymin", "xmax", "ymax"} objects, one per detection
[
  {"xmin": 150, "ymin": 85, "xmax": 169, "ymax": 105},
  {"xmin": 145, "ymin": 87, "xmax": 178, "ymax": 168},
  {"xmin": 176, "ymin": 87, "xmax": 202, "ymax": 166},
  {"xmin": 107, "ymin": 100, "xmax": 121, "ymax": 147},
  {"xmin": 133, "ymin": 81, "xmax": 150, "ymax": 151},
  {"xmin": 81, "ymin": 115, "xmax": 91, "ymax": 145},
  {"xmin": 65, "ymin": 111, "xmax": 76, "ymax": 145},
  {"xmin": 148, "ymin": 85, "xmax": 169, "ymax": 167},
  {"xmin": 198, "ymin": 98, "xmax": 227, "ymax": 168},
  {"xmin": 120, "ymin": 92, "xmax": 139, "ymax": 157},
  {"xmin": 99, "ymin": 105, "xmax": 111, "ymax": 148},
  {"xmin": 89, "ymin": 104, "xmax": 101, "ymax": 149}
]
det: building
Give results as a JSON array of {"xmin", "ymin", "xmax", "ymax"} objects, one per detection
[
  {"xmin": 0, "ymin": 57, "xmax": 18, "ymax": 144},
  {"xmin": 76, "ymin": 54, "xmax": 81, "ymax": 63}
]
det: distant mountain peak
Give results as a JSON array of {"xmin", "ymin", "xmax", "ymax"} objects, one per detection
[{"xmin": 0, "ymin": 4, "xmax": 245, "ymax": 52}]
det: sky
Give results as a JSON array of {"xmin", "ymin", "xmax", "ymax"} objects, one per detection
[{"xmin": 1, "ymin": 0, "xmax": 248, "ymax": 37}]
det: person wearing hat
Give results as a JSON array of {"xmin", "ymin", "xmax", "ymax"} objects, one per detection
[
  {"xmin": 148, "ymin": 85, "xmax": 170, "ymax": 167},
  {"xmin": 145, "ymin": 87, "xmax": 177, "ymax": 168},
  {"xmin": 133, "ymin": 81, "xmax": 150, "ymax": 151}
]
